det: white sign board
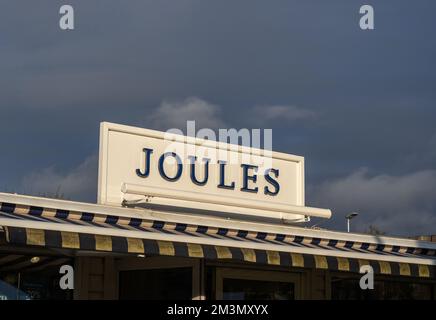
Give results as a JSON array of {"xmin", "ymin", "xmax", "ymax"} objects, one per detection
[{"xmin": 98, "ymin": 122, "xmax": 331, "ymax": 222}]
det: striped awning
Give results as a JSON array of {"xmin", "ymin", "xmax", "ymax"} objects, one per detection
[{"xmin": 1, "ymin": 201, "xmax": 436, "ymax": 278}]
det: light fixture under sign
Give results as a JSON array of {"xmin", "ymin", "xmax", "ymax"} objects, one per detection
[
  {"xmin": 121, "ymin": 183, "xmax": 331, "ymax": 223},
  {"xmin": 30, "ymin": 256, "xmax": 40, "ymax": 264}
]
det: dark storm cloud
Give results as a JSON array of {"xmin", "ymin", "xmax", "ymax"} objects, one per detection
[
  {"xmin": 1, "ymin": 1, "xmax": 435, "ymax": 235},
  {"xmin": 308, "ymin": 168, "xmax": 436, "ymax": 236}
]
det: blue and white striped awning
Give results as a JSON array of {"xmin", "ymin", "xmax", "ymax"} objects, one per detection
[{"xmin": 1, "ymin": 199, "xmax": 436, "ymax": 278}]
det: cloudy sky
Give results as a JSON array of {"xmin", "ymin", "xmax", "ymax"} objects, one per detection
[{"xmin": 1, "ymin": 1, "xmax": 435, "ymax": 236}]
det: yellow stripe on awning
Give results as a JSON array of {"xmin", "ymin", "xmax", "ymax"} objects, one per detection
[
  {"xmin": 95, "ymin": 234, "xmax": 112, "ymax": 251},
  {"xmin": 337, "ymin": 257, "xmax": 350, "ymax": 271},
  {"xmin": 187, "ymin": 243, "xmax": 204, "ymax": 258},
  {"xmin": 157, "ymin": 241, "xmax": 175, "ymax": 256},
  {"xmin": 379, "ymin": 261, "xmax": 392, "ymax": 275},
  {"xmin": 26, "ymin": 229, "xmax": 45, "ymax": 246},
  {"xmin": 127, "ymin": 238, "xmax": 144, "ymax": 254},
  {"xmin": 241, "ymin": 248, "xmax": 256, "ymax": 263},
  {"xmin": 419, "ymin": 265, "xmax": 430, "ymax": 278},
  {"xmin": 61, "ymin": 231, "xmax": 80, "ymax": 249},
  {"xmin": 267, "ymin": 251, "xmax": 280, "ymax": 265},
  {"xmin": 291, "ymin": 253, "xmax": 304, "ymax": 268},
  {"xmin": 215, "ymin": 246, "xmax": 232, "ymax": 259},
  {"xmin": 399, "ymin": 263, "xmax": 411, "ymax": 276},
  {"xmin": 314, "ymin": 255, "xmax": 328, "ymax": 269}
]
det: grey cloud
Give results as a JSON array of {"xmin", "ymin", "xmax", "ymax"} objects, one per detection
[
  {"xmin": 20, "ymin": 154, "xmax": 98, "ymax": 203},
  {"xmin": 147, "ymin": 97, "xmax": 226, "ymax": 131},
  {"xmin": 145, "ymin": 98, "xmax": 319, "ymax": 135},
  {"xmin": 253, "ymin": 105, "xmax": 317, "ymax": 123},
  {"xmin": 310, "ymin": 168, "xmax": 436, "ymax": 236}
]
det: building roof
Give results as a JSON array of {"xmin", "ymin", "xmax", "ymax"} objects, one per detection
[{"xmin": 0, "ymin": 192, "xmax": 435, "ymax": 278}]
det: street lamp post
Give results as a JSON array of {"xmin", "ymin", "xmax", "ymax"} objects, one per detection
[{"xmin": 346, "ymin": 212, "xmax": 359, "ymax": 233}]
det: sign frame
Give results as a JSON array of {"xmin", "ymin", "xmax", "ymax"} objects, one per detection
[{"xmin": 97, "ymin": 122, "xmax": 330, "ymax": 222}]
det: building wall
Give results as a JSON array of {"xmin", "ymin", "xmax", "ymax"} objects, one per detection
[
  {"xmin": 74, "ymin": 256, "xmax": 331, "ymax": 300},
  {"xmin": 74, "ymin": 256, "xmax": 117, "ymax": 299},
  {"xmin": 73, "ymin": 256, "xmax": 435, "ymax": 300},
  {"xmin": 307, "ymin": 269, "xmax": 330, "ymax": 299}
]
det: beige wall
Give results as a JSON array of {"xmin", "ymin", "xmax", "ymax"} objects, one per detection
[
  {"xmin": 74, "ymin": 256, "xmax": 117, "ymax": 299},
  {"xmin": 74, "ymin": 255, "xmax": 436, "ymax": 300},
  {"xmin": 74, "ymin": 255, "xmax": 331, "ymax": 300}
]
